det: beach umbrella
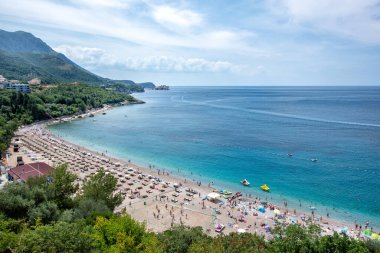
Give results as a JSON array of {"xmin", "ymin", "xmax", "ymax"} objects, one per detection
[
  {"xmin": 371, "ymin": 233, "xmax": 379, "ymax": 240},
  {"xmin": 273, "ymin": 209, "xmax": 281, "ymax": 215},
  {"xmin": 363, "ymin": 229, "xmax": 372, "ymax": 236},
  {"xmin": 237, "ymin": 228, "xmax": 246, "ymax": 234}
]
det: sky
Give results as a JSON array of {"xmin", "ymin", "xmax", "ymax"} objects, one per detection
[{"xmin": 1, "ymin": 0, "xmax": 380, "ymax": 86}]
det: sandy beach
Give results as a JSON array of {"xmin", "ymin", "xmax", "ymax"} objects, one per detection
[{"xmin": 3, "ymin": 106, "xmax": 377, "ymax": 240}]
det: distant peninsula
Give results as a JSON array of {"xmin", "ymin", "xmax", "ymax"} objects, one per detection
[{"xmin": 155, "ymin": 85, "xmax": 170, "ymax": 90}]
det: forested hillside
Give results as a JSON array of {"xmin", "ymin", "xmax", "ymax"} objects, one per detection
[
  {"xmin": 0, "ymin": 50, "xmax": 106, "ymax": 84},
  {"xmin": 0, "ymin": 84, "xmax": 137, "ymax": 153}
]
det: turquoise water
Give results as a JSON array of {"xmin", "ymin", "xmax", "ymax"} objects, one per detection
[{"xmin": 49, "ymin": 86, "xmax": 380, "ymax": 229}]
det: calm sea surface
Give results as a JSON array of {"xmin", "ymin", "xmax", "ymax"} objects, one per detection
[{"xmin": 49, "ymin": 86, "xmax": 380, "ymax": 229}]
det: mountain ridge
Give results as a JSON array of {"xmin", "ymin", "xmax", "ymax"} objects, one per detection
[
  {"xmin": 0, "ymin": 29, "xmax": 156, "ymax": 90},
  {"xmin": 0, "ymin": 29, "xmax": 53, "ymax": 53}
]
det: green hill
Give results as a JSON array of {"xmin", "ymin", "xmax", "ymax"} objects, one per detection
[
  {"xmin": 114, "ymin": 80, "xmax": 156, "ymax": 89},
  {"xmin": 0, "ymin": 29, "xmax": 53, "ymax": 53},
  {"xmin": 0, "ymin": 30, "xmax": 111, "ymax": 85},
  {"xmin": 0, "ymin": 49, "xmax": 106, "ymax": 84},
  {"xmin": 0, "ymin": 29, "xmax": 157, "ymax": 91},
  {"xmin": 0, "ymin": 29, "xmax": 108, "ymax": 84},
  {"xmin": 138, "ymin": 82, "xmax": 156, "ymax": 89}
]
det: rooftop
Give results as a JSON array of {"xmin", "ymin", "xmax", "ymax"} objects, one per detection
[{"xmin": 8, "ymin": 162, "xmax": 54, "ymax": 182}]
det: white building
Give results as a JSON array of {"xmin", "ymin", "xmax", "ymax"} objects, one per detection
[
  {"xmin": 0, "ymin": 75, "xmax": 7, "ymax": 83},
  {"xmin": 6, "ymin": 83, "xmax": 31, "ymax": 93}
]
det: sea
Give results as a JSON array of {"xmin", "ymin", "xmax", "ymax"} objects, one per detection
[{"xmin": 48, "ymin": 86, "xmax": 380, "ymax": 229}]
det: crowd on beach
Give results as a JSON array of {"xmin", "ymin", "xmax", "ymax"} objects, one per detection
[{"xmin": 1, "ymin": 117, "xmax": 378, "ymax": 241}]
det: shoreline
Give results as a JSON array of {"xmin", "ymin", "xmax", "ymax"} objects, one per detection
[
  {"xmin": 8, "ymin": 105, "xmax": 378, "ymax": 240},
  {"xmin": 49, "ymin": 130, "xmax": 377, "ymax": 231},
  {"xmin": 44, "ymin": 99, "xmax": 144, "ymax": 126}
]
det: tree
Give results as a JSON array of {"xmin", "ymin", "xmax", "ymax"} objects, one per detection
[
  {"xmin": 269, "ymin": 224, "xmax": 370, "ymax": 253},
  {"xmin": 316, "ymin": 233, "xmax": 369, "ymax": 253},
  {"xmin": 8, "ymin": 221, "xmax": 94, "ymax": 252},
  {"xmin": 158, "ymin": 226, "xmax": 207, "ymax": 253},
  {"xmin": 90, "ymin": 215, "xmax": 161, "ymax": 253},
  {"xmin": 0, "ymin": 183, "xmax": 34, "ymax": 219},
  {"xmin": 73, "ymin": 198, "xmax": 111, "ymax": 220},
  {"xmin": 48, "ymin": 164, "xmax": 78, "ymax": 209},
  {"xmin": 80, "ymin": 169, "xmax": 122, "ymax": 211},
  {"xmin": 189, "ymin": 232, "xmax": 267, "ymax": 253},
  {"xmin": 27, "ymin": 201, "xmax": 59, "ymax": 225}
]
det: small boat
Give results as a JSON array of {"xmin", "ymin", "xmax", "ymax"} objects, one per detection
[
  {"xmin": 261, "ymin": 184, "xmax": 270, "ymax": 192},
  {"xmin": 311, "ymin": 158, "xmax": 318, "ymax": 162},
  {"xmin": 215, "ymin": 223, "xmax": 225, "ymax": 233},
  {"xmin": 223, "ymin": 191, "xmax": 232, "ymax": 195},
  {"xmin": 219, "ymin": 190, "xmax": 232, "ymax": 195},
  {"xmin": 288, "ymin": 153, "xmax": 293, "ymax": 157},
  {"xmin": 102, "ymin": 112, "xmax": 106, "ymax": 115},
  {"xmin": 240, "ymin": 179, "xmax": 250, "ymax": 186}
]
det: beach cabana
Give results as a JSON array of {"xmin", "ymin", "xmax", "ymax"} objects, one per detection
[{"xmin": 207, "ymin": 192, "xmax": 222, "ymax": 203}]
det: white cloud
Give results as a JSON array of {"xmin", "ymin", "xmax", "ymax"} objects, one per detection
[
  {"xmin": 123, "ymin": 56, "xmax": 242, "ymax": 73},
  {"xmin": 54, "ymin": 45, "xmax": 244, "ymax": 73},
  {"xmin": 73, "ymin": 0, "xmax": 131, "ymax": 9},
  {"xmin": 0, "ymin": 0, "xmax": 251, "ymax": 51},
  {"xmin": 54, "ymin": 45, "xmax": 114, "ymax": 65},
  {"xmin": 152, "ymin": 5, "xmax": 202, "ymax": 29},
  {"xmin": 280, "ymin": 0, "xmax": 380, "ymax": 43}
]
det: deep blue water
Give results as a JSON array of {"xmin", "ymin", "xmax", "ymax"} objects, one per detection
[{"xmin": 49, "ymin": 86, "xmax": 380, "ymax": 229}]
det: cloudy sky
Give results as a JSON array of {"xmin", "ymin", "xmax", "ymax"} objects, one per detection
[{"xmin": 1, "ymin": 0, "xmax": 380, "ymax": 85}]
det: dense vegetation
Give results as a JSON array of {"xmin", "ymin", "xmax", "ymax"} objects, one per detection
[
  {"xmin": 0, "ymin": 84, "xmax": 137, "ymax": 154},
  {"xmin": 0, "ymin": 166, "xmax": 160, "ymax": 252},
  {"xmin": 0, "ymin": 165, "xmax": 378, "ymax": 252},
  {"xmin": 113, "ymin": 80, "xmax": 156, "ymax": 90}
]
